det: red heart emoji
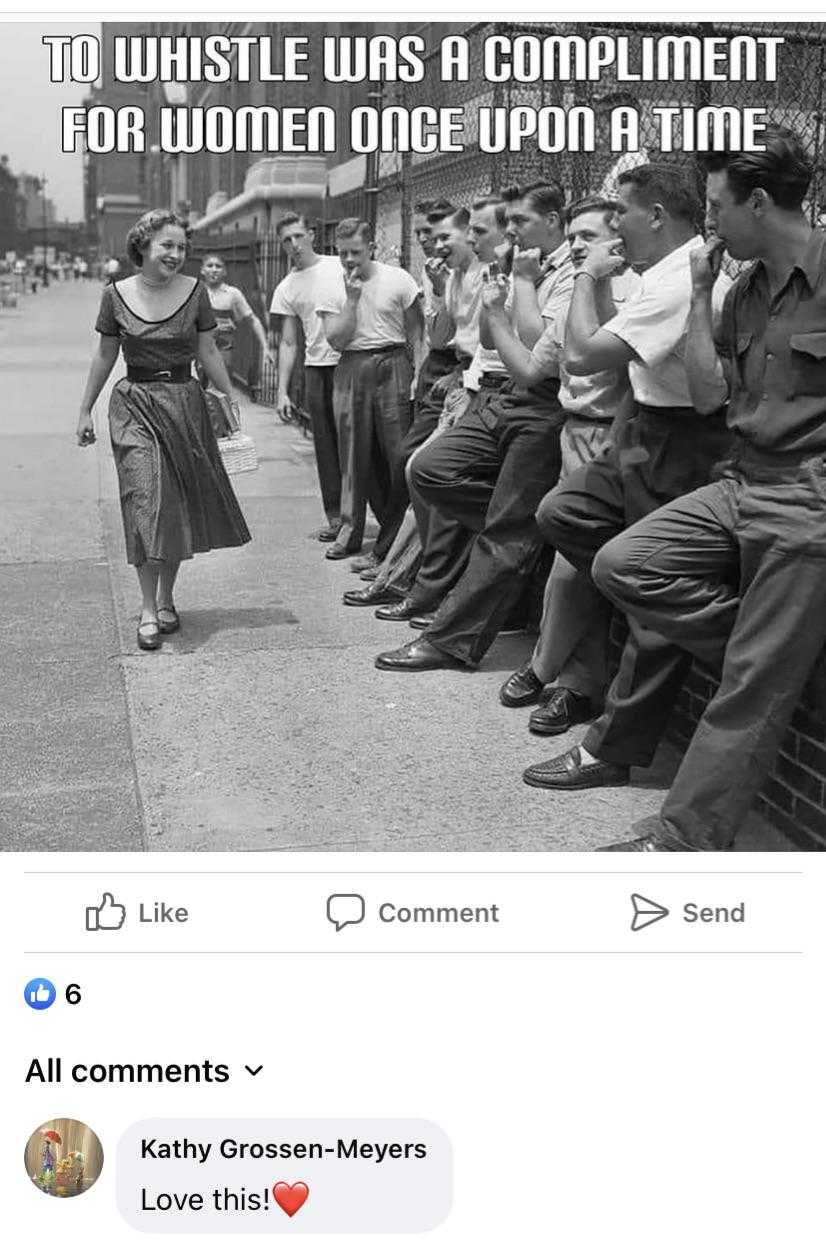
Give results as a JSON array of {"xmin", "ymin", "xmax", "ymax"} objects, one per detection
[{"xmin": 273, "ymin": 1181, "xmax": 309, "ymax": 1217}]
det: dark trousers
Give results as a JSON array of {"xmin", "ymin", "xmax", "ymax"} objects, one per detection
[
  {"xmin": 373, "ymin": 347, "xmax": 460, "ymax": 561},
  {"xmin": 304, "ymin": 365, "xmax": 341, "ymax": 526},
  {"xmin": 592, "ymin": 449, "xmax": 826, "ymax": 849},
  {"xmin": 407, "ymin": 476, "xmax": 475, "ymax": 612},
  {"xmin": 412, "ymin": 379, "xmax": 564, "ymax": 665},
  {"xmin": 332, "ymin": 345, "xmax": 413, "ymax": 552},
  {"xmin": 537, "ymin": 403, "xmax": 731, "ymax": 767}
]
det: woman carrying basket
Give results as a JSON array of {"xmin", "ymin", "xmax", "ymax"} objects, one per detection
[{"xmin": 76, "ymin": 209, "xmax": 251, "ymax": 651}]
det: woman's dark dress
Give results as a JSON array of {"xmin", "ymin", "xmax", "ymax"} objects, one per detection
[{"xmin": 95, "ymin": 279, "xmax": 251, "ymax": 565}]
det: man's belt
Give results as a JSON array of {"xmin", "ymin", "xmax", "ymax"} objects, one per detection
[
  {"xmin": 126, "ymin": 366, "xmax": 192, "ymax": 383},
  {"xmin": 341, "ymin": 343, "xmax": 406, "ymax": 357}
]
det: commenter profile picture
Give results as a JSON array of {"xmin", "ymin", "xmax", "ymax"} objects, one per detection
[{"xmin": 25, "ymin": 1119, "xmax": 104, "ymax": 1198}]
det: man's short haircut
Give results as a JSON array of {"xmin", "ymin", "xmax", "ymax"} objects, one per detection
[
  {"xmin": 501, "ymin": 180, "xmax": 566, "ymax": 219},
  {"xmin": 700, "ymin": 125, "xmax": 813, "ymax": 212},
  {"xmin": 414, "ymin": 200, "xmax": 438, "ymax": 217},
  {"xmin": 471, "ymin": 195, "xmax": 508, "ymax": 230},
  {"xmin": 429, "ymin": 204, "xmax": 470, "ymax": 230},
  {"xmin": 567, "ymin": 197, "xmax": 618, "ymax": 226},
  {"xmin": 422, "ymin": 198, "xmax": 455, "ymax": 223},
  {"xmin": 618, "ymin": 163, "xmax": 703, "ymax": 226},
  {"xmin": 276, "ymin": 211, "xmax": 312, "ymax": 234},
  {"xmin": 335, "ymin": 218, "xmax": 373, "ymax": 245}
]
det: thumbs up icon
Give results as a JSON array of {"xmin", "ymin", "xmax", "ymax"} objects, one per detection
[
  {"xmin": 24, "ymin": 978, "xmax": 56, "ymax": 1010},
  {"xmin": 85, "ymin": 892, "xmax": 126, "ymax": 931}
]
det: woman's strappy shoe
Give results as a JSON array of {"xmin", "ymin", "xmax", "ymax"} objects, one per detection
[
  {"xmin": 157, "ymin": 606, "xmax": 180, "ymax": 634},
  {"xmin": 137, "ymin": 620, "xmax": 161, "ymax": 651}
]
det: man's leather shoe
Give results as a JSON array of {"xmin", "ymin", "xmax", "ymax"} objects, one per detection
[
  {"xmin": 596, "ymin": 834, "xmax": 671, "ymax": 852},
  {"xmin": 326, "ymin": 542, "xmax": 360, "ymax": 561},
  {"xmin": 499, "ymin": 662, "xmax": 544, "ymax": 708},
  {"xmin": 375, "ymin": 598, "xmax": 421, "ymax": 622},
  {"xmin": 375, "ymin": 638, "xmax": 465, "ymax": 671},
  {"xmin": 409, "ymin": 612, "xmax": 436, "ymax": 630},
  {"xmin": 350, "ymin": 551, "xmax": 379, "ymax": 573},
  {"xmin": 529, "ymin": 687, "xmax": 594, "ymax": 735},
  {"xmin": 314, "ymin": 522, "xmax": 341, "ymax": 542},
  {"xmin": 342, "ymin": 585, "xmax": 400, "ymax": 607},
  {"xmin": 522, "ymin": 746, "xmax": 629, "ymax": 790}
]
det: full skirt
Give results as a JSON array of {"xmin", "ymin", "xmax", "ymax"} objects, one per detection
[{"xmin": 108, "ymin": 377, "xmax": 251, "ymax": 565}]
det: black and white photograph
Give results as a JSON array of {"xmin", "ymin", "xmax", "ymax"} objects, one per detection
[{"xmin": 2, "ymin": 18, "xmax": 826, "ymax": 853}]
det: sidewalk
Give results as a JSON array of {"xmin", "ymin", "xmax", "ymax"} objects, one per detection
[{"xmin": 0, "ymin": 281, "xmax": 792, "ymax": 851}]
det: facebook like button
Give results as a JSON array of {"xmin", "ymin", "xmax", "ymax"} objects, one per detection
[{"xmin": 24, "ymin": 978, "xmax": 57, "ymax": 1011}]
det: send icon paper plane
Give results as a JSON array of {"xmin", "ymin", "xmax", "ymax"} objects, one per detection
[{"xmin": 630, "ymin": 893, "xmax": 670, "ymax": 932}]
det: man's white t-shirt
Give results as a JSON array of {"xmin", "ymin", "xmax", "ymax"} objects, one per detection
[
  {"xmin": 316, "ymin": 261, "xmax": 420, "ymax": 352},
  {"xmin": 270, "ymin": 255, "xmax": 343, "ymax": 367},
  {"xmin": 603, "ymin": 236, "xmax": 731, "ymax": 408}
]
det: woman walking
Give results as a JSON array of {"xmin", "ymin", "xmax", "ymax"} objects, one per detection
[{"xmin": 77, "ymin": 209, "xmax": 251, "ymax": 651}]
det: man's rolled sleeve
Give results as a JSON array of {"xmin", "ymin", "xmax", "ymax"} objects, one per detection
[{"xmin": 603, "ymin": 290, "xmax": 687, "ymax": 369}]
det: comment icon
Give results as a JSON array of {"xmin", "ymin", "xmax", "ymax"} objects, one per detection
[{"xmin": 326, "ymin": 893, "xmax": 366, "ymax": 932}]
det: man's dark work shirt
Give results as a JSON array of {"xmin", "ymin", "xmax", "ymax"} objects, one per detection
[{"xmin": 719, "ymin": 228, "xmax": 826, "ymax": 454}]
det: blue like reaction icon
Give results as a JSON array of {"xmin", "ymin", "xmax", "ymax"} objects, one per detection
[{"xmin": 24, "ymin": 978, "xmax": 57, "ymax": 1011}]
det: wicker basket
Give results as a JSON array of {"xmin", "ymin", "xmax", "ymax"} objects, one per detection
[
  {"xmin": 217, "ymin": 430, "xmax": 258, "ymax": 475},
  {"xmin": 205, "ymin": 390, "xmax": 259, "ymax": 475}
]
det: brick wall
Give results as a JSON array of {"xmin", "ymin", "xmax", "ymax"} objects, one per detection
[{"xmin": 606, "ymin": 616, "xmax": 826, "ymax": 849}]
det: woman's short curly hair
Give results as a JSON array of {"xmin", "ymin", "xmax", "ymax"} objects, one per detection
[{"xmin": 125, "ymin": 209, "xmax": 188, "ymax": 267}]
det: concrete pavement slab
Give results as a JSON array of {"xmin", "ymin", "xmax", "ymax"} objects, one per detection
[
  {"xmin": 0, "ymin": 711, "xmax": 135, "ymax": 794},
  {"xmin": 118, "ymin": 644, "xmax": 668, "ymax": 852},
  {"xmin": 0, "ymin": 501, "xmax": 102, "ymax": 562},
  {"xmin": 0, "ymin": 653, "xmax": 126, "ymax": 722},
  {"xmin": 0, "ymin": 561, "xmax": 118, "ymax": 659},
  {"xmin": 0, "ymin": 435, "xmax": 99, "ymax": 501},
  {"xmin": 0, "ymin": 781, "xmax": 144, "ymax": 851}
]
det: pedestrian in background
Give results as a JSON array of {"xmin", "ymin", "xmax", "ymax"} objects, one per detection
[
  {"xmin": 200, "ymin": 252, "xmax": 274, "ymax": 375},
  {"xmin": 76, "ymin": 209, "xmax": 251, "ymax": 652}
]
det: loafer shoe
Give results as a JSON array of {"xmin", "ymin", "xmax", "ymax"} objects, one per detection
[
  {"xmin": 350, "ymin": 552, "xmax": 379, "ymax": 573},
  {"xmin": 342, "ymin": 585, "xmax": 400, "ymax": 607},
  {"xmin": 522, "ymin": 746, "xmax": 629, "ymax": 791},
  {"xmin": 325, "ymin": 542, "xmax": 360, "ymax": 561},
  {"xmin": 409, "ymin": 612, "xmax": 436, "ymax": 630},
  {"xmin": 529, "ymin": 687, "xmax": 594, "ymax": 735},
  {"xmin": 375, "ymin": 638, "xmax": 465, "ymax": 672},
  {"xmin": 499, "ymin": 662, "xmax": 544, "ymax": 708},
  {"xmin": 375, "ymin": 598, "xmax": 421, "ymax": 622}
]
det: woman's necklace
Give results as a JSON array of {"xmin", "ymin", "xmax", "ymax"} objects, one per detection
[{"xmin": 138, "ymin": 271, "xmax": 170, "ymax": 290}]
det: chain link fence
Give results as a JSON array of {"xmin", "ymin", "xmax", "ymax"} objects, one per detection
[
  {"xmin": 375, "ymin": 21, "xmax": 826, "ymax": 272},
  {"xmin": 190, "ymin": 21, "xmax": 826, "ymax": 402}
]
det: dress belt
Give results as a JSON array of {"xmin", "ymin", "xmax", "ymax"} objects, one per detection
[{"xmin": 126, "ymin": 366, "xmax": 192, "ymax": 383}]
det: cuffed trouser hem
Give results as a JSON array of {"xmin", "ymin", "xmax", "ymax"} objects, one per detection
[
  {"xmin": 423, "ymin": 637, "xmax": 476, "ymax": 669},
  {"xmin": 581, "ymin": 728, "xmax": 659, "ymax": 770}
]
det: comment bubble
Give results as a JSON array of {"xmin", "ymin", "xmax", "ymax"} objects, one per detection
[
  {"xmin": 117, "ymin": 1118, "xmax": 451, "ymax": 1233},
  {"xmin": 326, "ymin": 893, "xmax": 365, "ymax": 931}
]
